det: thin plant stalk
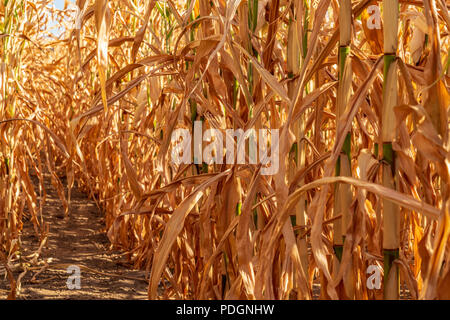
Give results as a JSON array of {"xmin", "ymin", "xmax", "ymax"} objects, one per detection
[
  {"xmin": 287, "ymin": 0, "xmax": 309, "ymax": 296},
  {"xmin": 382, "ymin": 0, "xmax": 400, "ymax": 300}
]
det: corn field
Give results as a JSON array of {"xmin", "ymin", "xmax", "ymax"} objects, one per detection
[{"xmin": 0, "ymin": 0, "xmax": 449, "ymax": 300}]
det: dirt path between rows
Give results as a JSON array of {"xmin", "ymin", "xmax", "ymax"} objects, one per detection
[{"xmin": 0, "ymin": 172, "xmax": 148, "ymax": 299}]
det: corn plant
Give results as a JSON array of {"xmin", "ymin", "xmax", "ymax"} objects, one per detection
[{"xmin": 0, "ymin": 0, "xmax": 449, "ymax": 300}]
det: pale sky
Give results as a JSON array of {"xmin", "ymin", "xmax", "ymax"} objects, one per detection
[
  {"xmin": 54, "ymin": 0, "xmax": 73, "ymax": 10},
  {"xmin": 50, "ymin": 0, "xmax": 75, "ymax": 36}
]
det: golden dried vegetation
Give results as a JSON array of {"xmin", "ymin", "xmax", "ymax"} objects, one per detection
[{"xmin": 0, "ymin": 0, "xmax": 449, "ymax": 299}]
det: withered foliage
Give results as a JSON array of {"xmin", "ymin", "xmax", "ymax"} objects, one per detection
[{"xmin": 0, "ymin": 0, "xmax": 449, "ymax": 299}]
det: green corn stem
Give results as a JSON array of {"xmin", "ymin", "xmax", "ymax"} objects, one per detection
[
  {"xmin": 383, "ymin": 248, "xmax": 400, "ymax": 297},
  {"xmin": 382, "ymin": 0, "xmax": 400, "ymax": 298},
  {"xmin": 334, "ymin": 245, "xmax": 343, "ymax": 262},
  {"xmin": 334, "ymin": 25, "xmax": 352, "ymax": 258},
  {"xmin": 302, "ymin": 0, "xmax": 309, "ymax": 59},
  {"xmin": 339, "ymin": 46, "xmax": 350, "ymax": 79}
]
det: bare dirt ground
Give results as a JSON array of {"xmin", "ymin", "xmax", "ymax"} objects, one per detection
[{"xmin": 0, "ymin": 172, "xmax": 148, "ymax": 299}]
